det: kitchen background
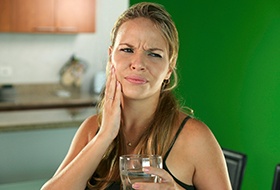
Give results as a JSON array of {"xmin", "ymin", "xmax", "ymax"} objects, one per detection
[
  {"xmin": 0, "ymin": 0, "xmax": 128, "ymax": 90},
  {"xmin": 1, "ymin": 0, "xmax": 280, "ymax": 189},
  {"xmin": 0, "ymin": 0, "xmax": 129, "ymax": 188}
]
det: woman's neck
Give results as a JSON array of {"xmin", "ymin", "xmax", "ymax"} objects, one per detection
[{"xmin": 121, "ymin": 96, "xmax": 158, "ymax": 130}]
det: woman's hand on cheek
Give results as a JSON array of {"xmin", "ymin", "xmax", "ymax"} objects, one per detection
[
  {"xmin": 132, "ymin": 167, "xmax": 180, "ymax": 190},
  {"xmin": 99, "ymin": 65, "xmax": 122, "ymax": 140}
]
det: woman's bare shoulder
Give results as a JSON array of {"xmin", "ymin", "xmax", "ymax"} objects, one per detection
[
  {"xmin": 177, "ymin": 114, "xmax": 222, "ymax": 162},
  {"xmin": 179, "ymin": 115, "xmax": 215, "ymax": 143},
  {"xmin": 165, "ymin": 114, "xmax": 218, "ymax": 185},
  {"xmin": 176, "ymin": 115, "xmax": 230, "ymax": 189}
]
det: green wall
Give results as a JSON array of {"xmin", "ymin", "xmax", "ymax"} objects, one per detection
[{"xmin": 130, "ymin": 0, "xmax": 280, "ymax": 189}]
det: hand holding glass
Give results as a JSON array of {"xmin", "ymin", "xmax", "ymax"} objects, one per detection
[{"xmin": 120, "ymin": 154, "xmax": 162, "ymax": 190}]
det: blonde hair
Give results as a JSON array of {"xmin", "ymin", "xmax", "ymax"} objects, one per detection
[{"xmin": 87, "ymin": 2, "xmax": 182, "ymax": 189}]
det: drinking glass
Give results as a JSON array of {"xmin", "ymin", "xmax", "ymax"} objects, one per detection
[{"xmin": 119, "ymin": 154, "xmax": 162, "ymax": 190}]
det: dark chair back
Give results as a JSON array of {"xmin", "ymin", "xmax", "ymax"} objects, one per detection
[
  {"xmin": 272, "ymin": 164, "xmax": 280, "ymax": 190},
  {"xmin": 222, "ymin": 148, "xmax": 247, "ymax": 190}
]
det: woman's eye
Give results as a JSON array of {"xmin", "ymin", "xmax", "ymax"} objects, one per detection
[
  {"xmin": 149, "ymin": 52, "xmax": 162, "ymax": 58},
  {"xmin": 120, "ymin": 48, "xmax": 133, "ymax": 53}
]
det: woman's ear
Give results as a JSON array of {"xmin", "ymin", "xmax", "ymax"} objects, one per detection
[
  {"xmin": 108, "ymin": 46, "xmax": 116, "ymax": 70},
  {"xmin": 165, "ymin": 67, "xmax": 172, "ymax": 80},
  {"xmin": 108, "ymin": 46, "xmax": 113, "ymax": 61}
]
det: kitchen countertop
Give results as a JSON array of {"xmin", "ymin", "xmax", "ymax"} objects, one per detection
[
  {"xmin": 0, "ymin": 83, "xmax": 99, "ymax": 111},
  {"xmin": 0, "ymin": 120, "xmax": 84, "ymax": 132},
  {"xmin": 0, "ymin": 83, "xmax": 99, "ymax": 131}
]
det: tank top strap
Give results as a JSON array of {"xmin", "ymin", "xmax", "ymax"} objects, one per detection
[{"xmin": 163, "ymin": 116, "xmax": 191, "ymax": 161}]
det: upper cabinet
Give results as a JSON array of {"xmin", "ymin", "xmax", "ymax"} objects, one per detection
[
  {"xmin": 0, "ymin": 0, "xmax": 11, "ymax": 32},
  {"xmin": 0, "ymin": 0, "xmax": 96, "ymax": 33},
  {"xmin": 12, "ymin": 0, "xmax": 55, "ymax": 32},
  {"xmin": 56, "ymin": 0, "xmax": 96, "ymax": 33}
]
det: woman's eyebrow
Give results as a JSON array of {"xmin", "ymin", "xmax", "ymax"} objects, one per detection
[
  {"xmin": 148, "ymin": 48, "xmax": 164, "ymax": 52},
  {"xmin": 119, "ymin": 43, "xmax": 164, "ymax": 52},
  {"xmin": 119, "ymin": 43, "xmax": 133, "ymax": 47}
]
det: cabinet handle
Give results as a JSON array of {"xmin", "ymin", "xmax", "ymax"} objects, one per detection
[
  {"xmin": 35, "ymin": 26, "xmax": 56, "ymax": 32},
  {"xmin": 57, "ymin": 27, "xmax": 77, "ymax": 33}
]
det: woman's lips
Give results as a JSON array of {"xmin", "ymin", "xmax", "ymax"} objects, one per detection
[{"xmin": 125, "ymin": 76, "xmax": 147, "ymax": 84}]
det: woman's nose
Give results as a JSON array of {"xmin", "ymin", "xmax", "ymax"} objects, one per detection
[{"xmin": 130, "ymin": 53, "xmax": 146, "ymax": 71}]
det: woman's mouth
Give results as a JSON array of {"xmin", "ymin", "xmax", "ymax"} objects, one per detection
[{"xmin": 125, "ymin": 76, "xmax": 147, "ymax": 84}]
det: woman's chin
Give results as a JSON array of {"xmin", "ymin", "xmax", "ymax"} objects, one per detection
[
  {"xmin": 122, "ymin": 89, "xmax": 145, "ymax": 100},
  {"xmin": 123, "ymin": 93, "xmax": 143, "ymax": 100}
]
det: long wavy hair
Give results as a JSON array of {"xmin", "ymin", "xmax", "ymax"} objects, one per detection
[{"xmin": 87, "ymin": 2, "xmax": 183, "ymax": 189}]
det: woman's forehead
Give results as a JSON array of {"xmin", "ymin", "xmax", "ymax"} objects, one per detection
[{"xmin": 114, "ymin": 18, "xmax": 168, "ymax": 50}]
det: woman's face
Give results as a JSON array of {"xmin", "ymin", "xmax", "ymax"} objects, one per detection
[{"xmin": 109, "ymin": 17, "xmax": 171, "ymax": 100}]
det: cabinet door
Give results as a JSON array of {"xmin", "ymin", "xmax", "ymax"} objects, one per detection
[
  {"xmin": 12, "ymin": 0, "xmax": 55, "ymax": 32},
  {"xmin": 0, "ymin": 0, "xmax": 11, "ymax": 32},
  {"xmin": 56, "ymin": 0, "xmax": 96, "ymax": 33}
]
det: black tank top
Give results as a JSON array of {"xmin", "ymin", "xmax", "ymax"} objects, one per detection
[
  {"xmin": 86, "ymin": 116, "xmax": 196, "ymax": 190},
  {"xmin": 163, "ymin": 116, "xmax": 196, "ymax": 190}
]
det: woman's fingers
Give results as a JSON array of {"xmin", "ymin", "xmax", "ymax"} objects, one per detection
[
  {"xmin": 114, "ymin": 81, "xmax": 121, "ymax": 105},
  {"xmin": 105, "ymin": 65, "xmax": 117, "ymax": 102},
  {"xmin": 143, "ymin": 167, "xmax": 174, "ymax": 183},
  {"xmin": 132, "ymin": 167, "xmax": 177, "ymax": 190}
]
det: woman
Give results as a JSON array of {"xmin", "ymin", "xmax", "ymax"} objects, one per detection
[{"xmin": 41, "ymin": 2, "xmax": 232, "ymax": 190}]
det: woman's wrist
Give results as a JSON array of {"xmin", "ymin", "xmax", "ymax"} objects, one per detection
[{"xmin": 94, "ymin": 129, "xmax": 116, "ymax": 145}]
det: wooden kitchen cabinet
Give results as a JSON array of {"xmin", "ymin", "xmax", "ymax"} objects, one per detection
[
  {"xmin": 12, "ymin": 0, "xmax": 55, "ymax": 32},
  {"xmin": 0, "ymin": 0, "xmax": 11, "ymax": 32},
  {"xmin": 56, "ymin": 0, "xmax": 96, "ymax": 33},
  {"xmin": 0, "ymin": 0, "xmax": 96, "ymax": 33}
]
